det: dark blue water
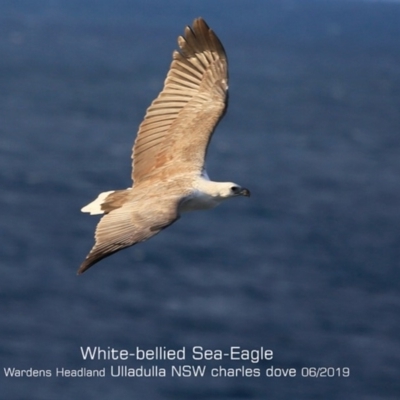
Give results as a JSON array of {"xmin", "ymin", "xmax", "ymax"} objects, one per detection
[{"xmin": 1, "ymin": 0, "xmax": 399, "ymax": 399}]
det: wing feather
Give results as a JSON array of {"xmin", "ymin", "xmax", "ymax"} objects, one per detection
[
  {"xmin": 78, "ymin": 194, "xmax": 180, "ymax": 274},
  {"xmin": 131, "ymin": 18, "xmax": 228, "ymax": 184}
]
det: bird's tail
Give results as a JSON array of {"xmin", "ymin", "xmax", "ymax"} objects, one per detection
[{"xmin": 81, "ymin": 188, "xmax": 132, "ymax": 215}]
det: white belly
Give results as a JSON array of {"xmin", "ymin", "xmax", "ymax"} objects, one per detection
[{"xmin": 179, "ymin": 190, "xmax": 222, "ymax": 213}]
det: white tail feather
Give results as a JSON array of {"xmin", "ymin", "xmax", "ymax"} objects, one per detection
[{"xmin": 81, "ymin": 191, "xmax": 115, "ymax": 215}]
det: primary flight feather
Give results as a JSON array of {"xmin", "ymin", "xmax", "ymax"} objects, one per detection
[{"xmin": 79, "ymin": 18, "xmax": 250, "ymax": 274}]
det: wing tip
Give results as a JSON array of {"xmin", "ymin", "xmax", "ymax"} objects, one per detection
[
  {"xmin": 177, "ymin": 17, "xmax": 226, "ymax": 60},
  {"xmin": 192, "ymin": 17, "xmax": 209, "ymax": 31},
  {"xmin": 77, "ymin": 257, "xmax": 95, "ymax": 275},
  {"xmin": 77, "ymin": 250, "xmax": 108, "ymax": 275}
]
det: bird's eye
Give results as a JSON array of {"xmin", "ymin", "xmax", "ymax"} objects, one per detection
[{"xmin": 231, "ymin": 186, "xmax": 240, "ymax": 193}]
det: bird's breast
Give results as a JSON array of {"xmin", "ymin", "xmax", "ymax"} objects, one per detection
[{"xmin": 179, "ymin": 190, "xmax": 222, "ymax": 213}]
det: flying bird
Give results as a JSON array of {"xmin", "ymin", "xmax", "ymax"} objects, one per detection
[{"xmin": 78, "ymin": 18, "xmax": 250, "ymax": 274}]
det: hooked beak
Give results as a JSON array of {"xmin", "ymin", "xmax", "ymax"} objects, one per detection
[{"xmin": 240, "ymin": 188, "xmax": 251, "ymax": 197}]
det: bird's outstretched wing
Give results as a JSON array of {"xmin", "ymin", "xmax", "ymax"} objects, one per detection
[
  {"xmin": 132, "ymin": 18, "xmax": 228, "ymax": 184},
  {"xmin": 78, "ymin": 194, "xmax": 180, "ymax": 274}
]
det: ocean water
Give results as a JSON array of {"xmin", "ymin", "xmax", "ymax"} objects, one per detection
[{"xmin": 1, "ymin": 0, "xmax": 399, "ymax": 399}]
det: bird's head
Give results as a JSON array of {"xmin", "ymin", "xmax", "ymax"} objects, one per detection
[{"xmin": 219, "ymin": 182, "xmax": 251, "ymax": 198}]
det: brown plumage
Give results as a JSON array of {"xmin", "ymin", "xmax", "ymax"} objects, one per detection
[
  {"xmin": 132, "ymin": 18, "xmax": 228, "ymax": 183},
  {"xmin": 79, "ymin": 18, "xmax": 249, "ymax": 275}
]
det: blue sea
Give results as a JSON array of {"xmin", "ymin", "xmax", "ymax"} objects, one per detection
[{"xmin": 1, "ymin": 0, "xmax": 399, "ymax": 399}]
